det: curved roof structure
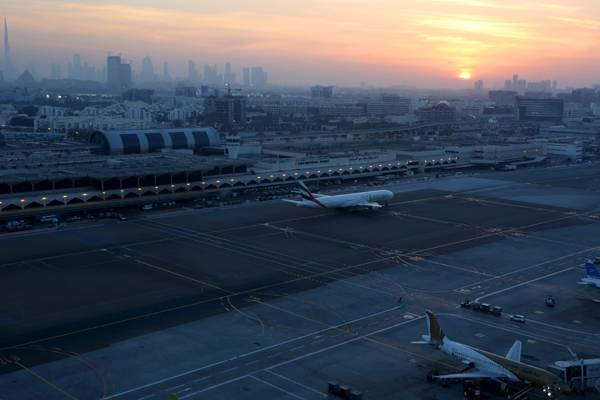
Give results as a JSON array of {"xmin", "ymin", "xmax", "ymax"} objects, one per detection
[{"xmin": 89, "ymin": 128, "xmax": 219, "ymax": 156}]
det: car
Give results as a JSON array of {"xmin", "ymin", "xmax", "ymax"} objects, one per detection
[{"xmin": 510, "ymin": 315, "xmax": 526, "ymax": 323}]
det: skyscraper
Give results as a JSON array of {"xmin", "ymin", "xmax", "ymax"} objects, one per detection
[
  {"xmin": 73, "ymin": 54, "xmax": 82, "ymax": 79},
  {"xmin": 243, "ymin": 68, "xmax": 250, "ymax": 86},
  {"xmin": 107, "ymin": 55, "xmax": 131, "ymax": 90},
  {"xmin": 4, "ymin": 17, "xmax": 14, "ymax": 80},
  {"xmin": 504, "ymin": 80, "xmax": 512, "ymax": 90},
  {"xmin": 188, "ymin": 60, "xmax": 201, "ymax": 82},
  {"xmin": 251, "ymin": 67, "xmax": 267, "ymax": 87},
  {"xmin": 512, "ymin": 74, "xmax": 519, "ymax": 91},
  {"xmin": 224, "ymin": 62, "xmax": 236, "ymax": 84},
  {"xmin": 473, "ymin": 80, "xmax": 483, "ymax": 91},
  {"xmin": 140, "ymin": 54, "xmax": 154, "ymax": 82}
]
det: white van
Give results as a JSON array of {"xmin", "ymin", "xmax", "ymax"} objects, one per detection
[{"xmin": 141, "ymin": 205, "xmax": 153, "ymax": 210}]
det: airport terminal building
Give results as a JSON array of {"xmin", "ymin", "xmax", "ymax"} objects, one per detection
[{"xmin": 89, "ymin": 128, "xmax": 220, "ymax": 156}]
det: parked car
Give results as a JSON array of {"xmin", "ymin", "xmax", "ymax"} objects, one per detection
[
  {"xmin": 510, "ymin": 315, "xmax": 526, "ymax": 323},
  {"xmin": 546, "ymin": 295, "xmax": 555, "ymax": 307}
]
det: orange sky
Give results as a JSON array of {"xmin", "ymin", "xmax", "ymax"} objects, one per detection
[{"xmin": 5, "ymin": 0, "xmax": 600, "ymax": 88}]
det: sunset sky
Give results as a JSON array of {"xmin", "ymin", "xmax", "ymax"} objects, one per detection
[{"xmin": 5, "ymin": 0, "xmax": 600, "ymax": 88}]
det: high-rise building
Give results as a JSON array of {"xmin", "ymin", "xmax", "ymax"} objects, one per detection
[
  {"xmin": 72, "ymin": 54, "xmax": 82, "ymax": 79},
  {"xmin": 512, "ymin": 74, "xmax": 519, "ymax": 91},
  {"xmin": 474, "ymin": 80, "xmax": 483, "ymax": 91},
  {"xmin": 188, "ymin": 60, "xmax": 201, "ymax": 82},
  {"xmin": 243, "ymin": 68, "xmax": 250, "ymax": 86},
  {"xmin": 311, "ymin": 85, "xmax": 334, "ymax": 99},
  {"xmin": 224, "ymin": 62, "xmax": 236, "ymax": 84},
  {"xmin": 204, "ymin": 96, "xmax": 247, "ymax": 125},
  {"xmin": 514, "ymin": 96, "xmax": 564, "ymax": 123},
  {"xmin": 488, "ymin": 90, "xmax": 518, "ymax": 105},
  {"xmin": 140, "ymin": 55, "xmax": 154, "ymax": 82},
  {"xmin": 552, "ymin": 80, "xmax": 557, "ymax": 91},
  {"xmin": 504, "ymin": 80, "xmax": 512, "ymax": 90},
  {"xmin": 164, "ymin": 62, "xmax": 169, "ymax": 80},
  {"xmin": 107, "ymin": 55, "xmax": 132, "ymax": 91},
  {"xmin": 517, "ymin": 79, "xmax": 527, "ymax": 91},
  {"xmin": 4, "ymin": 17, "xmax": 14, "ymax": 80},
  {"xmin": 251, "ymin": 67, "xmax": 267, "ymax": 87},
  {"xmin": 367, "ymin": 94, "xmax": 411, "ymax": 115},
  {"xmin": 203, "ymin": 64, "xmax": 220, "ymax": 84}
]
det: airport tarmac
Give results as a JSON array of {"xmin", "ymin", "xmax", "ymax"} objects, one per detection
[{"xmin": 1, "ymin": 165, "xmax": 600, "ymax": 399}]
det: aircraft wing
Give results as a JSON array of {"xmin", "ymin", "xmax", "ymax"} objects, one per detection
[
  {"xmin": 282, "ymin": 199, "xmax": 303, "ymax": 205},
  {"xmin": 435, "ymin": 371, "xmax": 512, "ymax": 380}
]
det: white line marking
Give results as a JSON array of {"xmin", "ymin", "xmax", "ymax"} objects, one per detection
[
  {"xmin": 290, "ymin": 346, "xmax": 304, "ymax": 351},
  {"xmin": 165, "ymin": 384, "xmax": 184, "ymax": 391},
  {"xmin": 311, "ymin": 339, "xmax": 325, "ymax": 345},
  {"xmin": 268, "ymin": 352, "xmax": 283, "ymax": 358},
  {"xmin": 193, "ymin": 376, "xmax": 211, "ymax": 382},
  {"xmin": 113, "ymin": 304, "xmax": 404, "ymax": 397},
  {"xmin": 368, "ymin": 322, "xmax": 379, "ymax": 326},
  {"xmin": 266, "ymin": 370, "xmax": 324, "ymax": 396},
  {"xmin": 248, "ymin": 375, "xmax": 306, "ymax": 399},
  {"xmin": 173, "ymin": 388, "xmax": 192, "ymax": 394},
  {"xmin": 245, "ymin": 360, "xmax": 260, "ymax": 365},
  {"xmin": 476, "ymin": 267, "xmax": 576, "ymax": 302},
  {"xmin": 111, "ymin": 359, "xmax": 227, "ymax": 397},
  {"xmin": 220, "ymin": 367, "xmax": 237, "ymax": 374},
  {"xmin": 137, "ymin": 395, "xmax": 155, "ymax": 400}
]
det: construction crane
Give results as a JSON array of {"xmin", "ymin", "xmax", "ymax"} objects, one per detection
[
  {"xmin": 221, "ymin": 83, "xmax": 242, "ymax": 97},
  {"xmin": 98, "ymin": 51, "xmax": 113, "ymax": 56},
  {"xmin": 419, "ymin": 96, "xmax": 433, "ymax": 107}
]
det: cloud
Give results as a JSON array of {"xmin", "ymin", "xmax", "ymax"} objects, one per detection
[{"xmin": 550, "ymin": 17, "xmax": 600, "ymax": 29}]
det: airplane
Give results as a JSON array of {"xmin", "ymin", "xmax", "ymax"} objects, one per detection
[
  {"xmin": 580, "ymin": 259, "xmax": 600, "ymax": 288},
  {"xmin": 413, "ymin": 311, "xmax": 570, "ymax": 395},
  {"xmin": 282, "ymin": 181, "xmax": 394, "ymax": 210}
]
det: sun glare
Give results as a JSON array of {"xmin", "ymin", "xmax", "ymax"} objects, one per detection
[{"xmin": 460, "ymin": 73, "xmax": 470, "ymax": 79}]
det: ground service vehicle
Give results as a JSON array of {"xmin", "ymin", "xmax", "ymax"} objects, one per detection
[{"xmin": 510, "ymin": 315, "xmax": 526, "ymax": 323}]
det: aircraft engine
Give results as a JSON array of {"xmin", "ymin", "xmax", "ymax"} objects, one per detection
[
  {"xmin": 368, "ymin": 202, "xmax": 379, "ymax": 210},
  {"xmin": 489, "ymin": 378, "xmax": 508, "ymax": 394}
]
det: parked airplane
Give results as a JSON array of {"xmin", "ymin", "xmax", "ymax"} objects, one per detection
[
  {"xmin": 581, "ymin": 259, "xmax": 600, "ymax": 288},
  {"xmin": 283, "ymin": 181, "xmax": 394, "ymax": 210},
  {"xmin": 413, "ymin": 311, "xmax": 570, "ymax": 395}
]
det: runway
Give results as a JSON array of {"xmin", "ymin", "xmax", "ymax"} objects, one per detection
[{"xmin": 1, "ymin": 165, "xmax": 600, "ymax": 399}]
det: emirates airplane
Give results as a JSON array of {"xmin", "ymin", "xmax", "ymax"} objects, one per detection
[{"xmin": 283, "ymin": 181, "xmax": 393, "ymax": 210}]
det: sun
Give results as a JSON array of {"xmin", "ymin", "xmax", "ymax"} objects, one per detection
[{"xmin": 460, "ymin": 73, "xmax": 471, "ymax": 79}]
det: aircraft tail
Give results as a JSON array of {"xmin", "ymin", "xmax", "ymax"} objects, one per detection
[
  {"xmin": 586, "ymin": 259, "xmax": 600, "ymax": 279},
  {"xmin": 425, "ymin": 310, "xmax": 447, "ymax": 347},
  {"xmin": 297, "ymin": 181, "xmax": 326, "ymax": 208},
  {"xmin": 505, "ymin": 339, "xmax": 522, "ymax": 362}
]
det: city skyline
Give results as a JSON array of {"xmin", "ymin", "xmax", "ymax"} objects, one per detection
[{"xmin": 2, "ymin": 0, "xmax": 599, "ymax": 88}]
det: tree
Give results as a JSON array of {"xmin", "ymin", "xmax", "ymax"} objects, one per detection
[
  {"xmin": 172, "ymin": 119, "xmax": 183, "ymax": 128},
  {"xmin": 10, "ymin": 116, "xmax": 34, "ymax": 127},
  {"xmin": 17, "ymin": 105, "xmax": 38, "ymax": 117},
  {"xmin": 0, "ymin": 132, "xmax": 5, "ymax": 147}
]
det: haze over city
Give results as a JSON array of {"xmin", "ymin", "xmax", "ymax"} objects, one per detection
[{"xmin": 4, "ymin": 0, "xmax": 600, "ymax": 88}]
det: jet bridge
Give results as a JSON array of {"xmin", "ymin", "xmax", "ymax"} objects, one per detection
[{"xmin": 553, "ymin": 358, "xmax": 600, "ymax": 393}]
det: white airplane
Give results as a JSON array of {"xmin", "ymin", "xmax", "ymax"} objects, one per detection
[
  {"xmin": 413, "ymin": 311, "xmax": 570, "ymax": 395},
  {"xmin": 581, "ymin": 259, "xmax": 600, "ymax": 288},
  {"xmin": 283, "ymin": 181, "xmax": 394, "ymax": 210}
]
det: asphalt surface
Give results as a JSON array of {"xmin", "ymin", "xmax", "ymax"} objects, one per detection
[{"xmin": 1, "ymin": 165, "xmax": 600, "ymax": 400}]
